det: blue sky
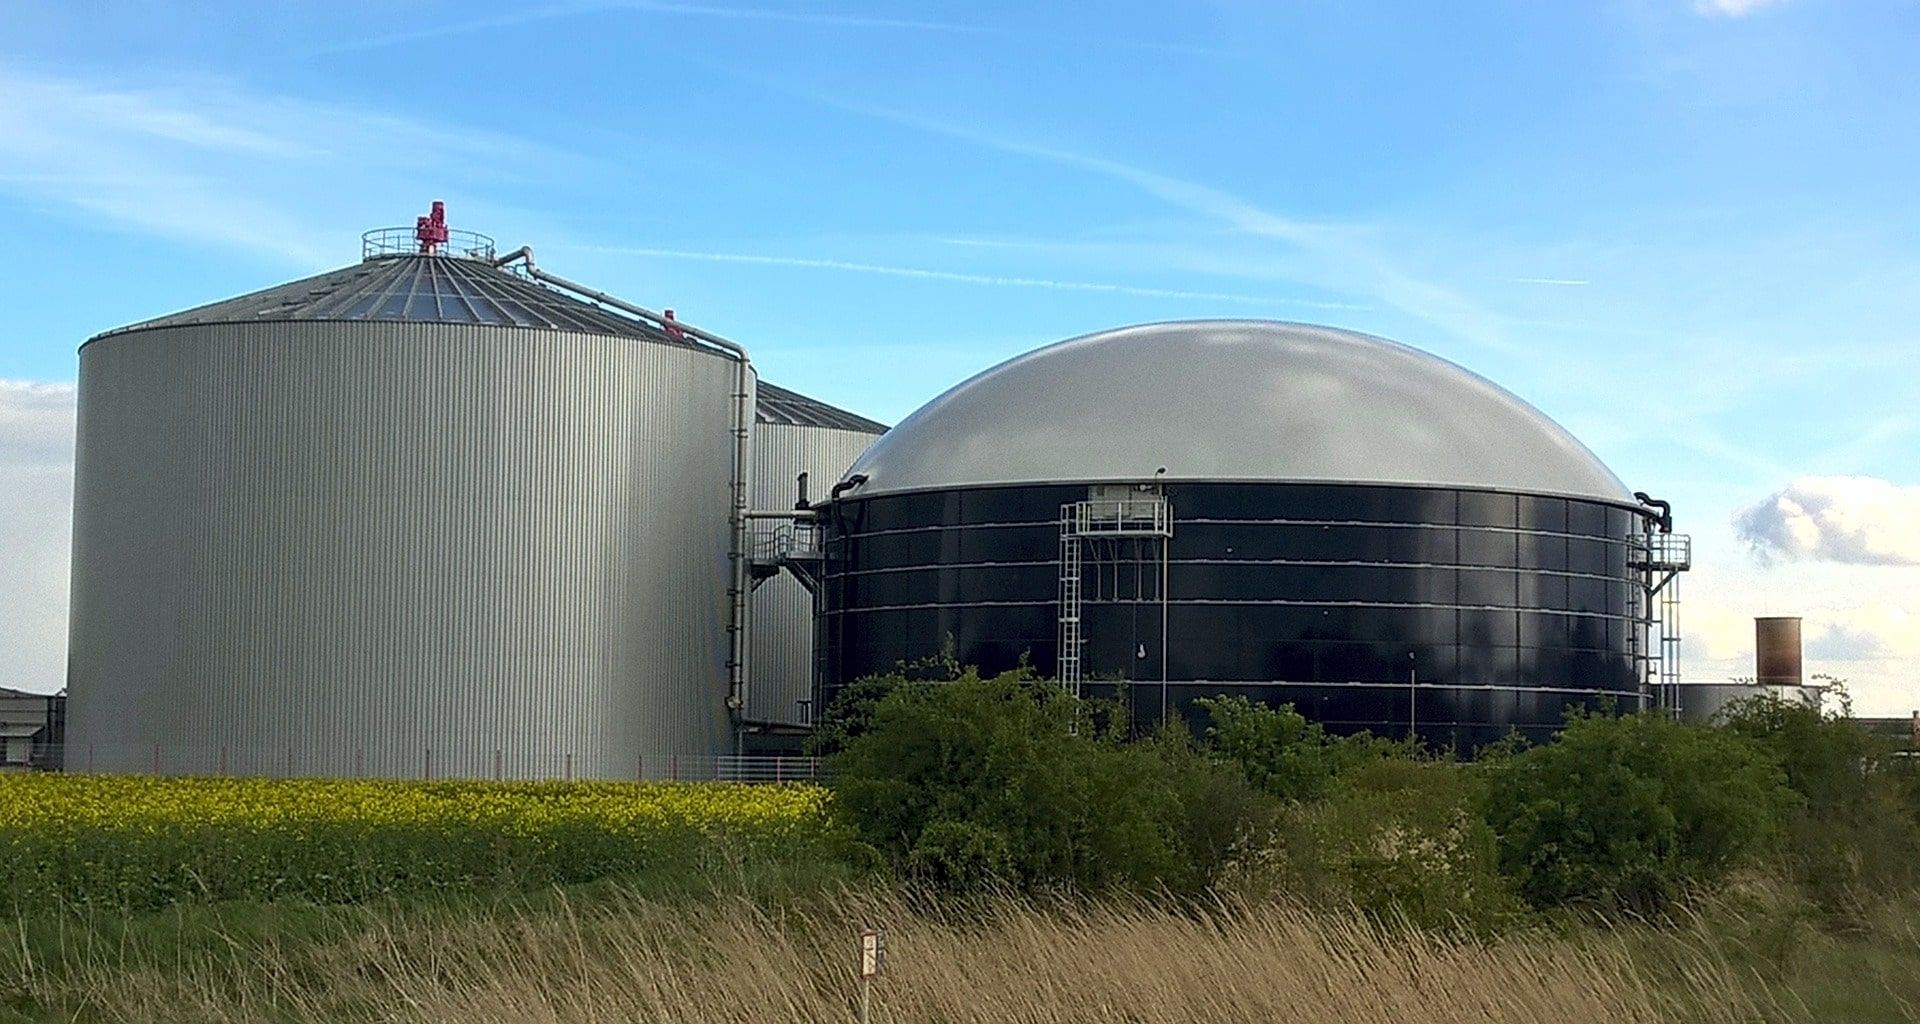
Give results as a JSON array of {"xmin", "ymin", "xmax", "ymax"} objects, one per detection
[{"xmin": 1, "ymin": 0, "xmax": 1915, "ymax": 709}]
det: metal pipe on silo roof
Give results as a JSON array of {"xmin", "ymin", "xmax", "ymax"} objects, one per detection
[{"xmin": 1756, "ymin": 617, "xmax": 1804, "ymax": 687}]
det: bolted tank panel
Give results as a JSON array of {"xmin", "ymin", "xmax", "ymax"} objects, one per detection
[
  {"xmin": 747, "ymin": 414, "xmax": 883, "ymax": 728},
  {"xmin": 67, "ymin": 318, "xmax": 743, "ymax": 777},
  {"xmin": 818, "ymin": 482, "xmax": 1649, "ymax": 750}
]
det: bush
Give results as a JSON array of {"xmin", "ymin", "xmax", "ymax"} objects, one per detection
[
  {"xmin": 1483, "ymin": 711, "xmax": 1793, "ymax": 914},
  {"xmin": 1231, "ymin": 757, "xmax": 1521, "ymax": 934},
  {"xmin": 1719, "ymin": 695, "xmax": 1920, "ymax": 917},
  {"xmin": 828, "ymin": 672, "xmax": 1271, "ymax": 895},
  {"xmin": 1195, "ymin": 695, "xmax": 1396, "ymax": 802}
]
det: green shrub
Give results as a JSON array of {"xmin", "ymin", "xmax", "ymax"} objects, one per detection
[
  {"xmin": 1232, "ymin": 757, "xmax": 1520, "ymax": 934},
  {"xmin": 1719, "ymin": 695, "xmax": 1920, "ymax": 917},
  {"xmin": 1195, "ymin": 695, "xmax": 1397, "ymax": 802},
  {"xmin": 1483, "ymin": 711, "xmax": 1793, "ymax": 914},
  {"xmin": 828, "ymin": 673, "xmax": 1270, "ymax": 895}
]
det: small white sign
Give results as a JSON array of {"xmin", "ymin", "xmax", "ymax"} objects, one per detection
[{"xmin": 860, "ymin": 928, "xmax": 885, "ymax": 979}]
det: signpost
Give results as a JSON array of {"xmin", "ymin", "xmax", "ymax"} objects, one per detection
[{"xmin": 858, "ymin": 927, "xmax": 886, "ymax": 1024}]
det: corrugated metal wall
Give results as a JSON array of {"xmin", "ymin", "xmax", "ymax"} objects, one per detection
[
  {"xmin": 747, "ymin": 422, "xmax": 880, "ymax": 725},
  {"xmin": 66, "ymin": 321, "xmax": 743, "ymax": 778}
]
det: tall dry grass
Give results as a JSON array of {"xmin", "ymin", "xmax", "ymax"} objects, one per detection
[{"xmin": 6, "ymin": 888, "xmax": 1813, "ymax": 1024}]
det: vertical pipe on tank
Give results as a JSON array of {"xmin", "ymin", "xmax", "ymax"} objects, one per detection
[{"xmin": 1755, "ymin": 617, "xmax": 1803, "ymax": 687}]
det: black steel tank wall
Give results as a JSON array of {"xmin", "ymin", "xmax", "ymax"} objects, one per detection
[{"xmin": 817, "ymin": 482, "xmax": 1648, "ymax": 748}]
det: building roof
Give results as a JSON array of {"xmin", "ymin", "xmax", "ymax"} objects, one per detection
[
  {"xmin": 840, "ymin": 320, "xmax": 1636, "ymax": 504},
  {"xmin": 0, "ymin": 686, "xmax": 56, "ymax": 700},
  {"xmin": 757, "ymin": 381, "xmax": 887, "ymax": 433},
  {"xmin": 89, "ymin": 254, "xmax": 884, "ymax": 433},
  {"xmin": 95, "ymin": 254, "xmax": 697, "ymax": 344}
]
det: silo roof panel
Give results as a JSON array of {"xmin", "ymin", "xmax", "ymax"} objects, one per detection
[
  {"xmin": 93, "ymin": 255, "xmax": 693, "ymax": 346},
  {"xmin": 756, "ymin": 381, "xmax": 887, "ymax": 433}
]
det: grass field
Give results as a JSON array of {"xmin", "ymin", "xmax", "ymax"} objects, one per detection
[
  {"xmin": 7, "ymin": 883, "xmax": 1919, "ymax": 1024},
  {"xmin": 6, "ymin": 773, "xmax": 1917, "ymax": 1023}
]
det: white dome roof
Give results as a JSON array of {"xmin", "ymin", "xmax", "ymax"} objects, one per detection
[{"xmin": 842, "ymin": 320, "xmax": 1632, "ymax": 504}]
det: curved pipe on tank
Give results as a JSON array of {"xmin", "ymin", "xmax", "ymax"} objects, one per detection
[
  {"xmin": 496, "ymin": 243, "xmax": 759, "ymax": 731},
  {"xmin": 1633, "ymin": 491, "xmax": 1673, "ymax": 533},
  {"xmin": 830, "ymin": 474, "xmax": 869, "ymax": 501}
]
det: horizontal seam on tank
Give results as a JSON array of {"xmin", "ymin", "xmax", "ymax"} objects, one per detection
[
  {"xmin": 837, "ymin": 519, "xmax": 1635, "ymax": 542},
  {"xmin": 832, "ymin": 560, "xmax": 1631, "ymax": 582},
  {"xmin": 821, "ymin": 598, "xmax": 1639, "ymax": 619},
  {"xmin": 1076, "ymin": 679, "xmax": 1641, "ymax": 696}
]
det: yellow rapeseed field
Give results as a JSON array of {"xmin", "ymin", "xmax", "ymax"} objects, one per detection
[{"xmin": 0, "ymin": 774, "xmax": 836, "ymax": 908}]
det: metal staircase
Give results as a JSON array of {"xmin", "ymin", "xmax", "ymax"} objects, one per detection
[{"xmin": 751, "ymin": 520, "xmax": 825, "ymax": 595}]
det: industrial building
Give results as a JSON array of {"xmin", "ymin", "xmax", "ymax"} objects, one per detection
[
  {"xmin": 65, "ymin": 207, "xmax": 882, "ymax": 777},
  {"xmin": 0, "ymin": 687, "xmax": 64, "ymax": 771},
  {"xmin": 815, "ymin": 321, "xmax": 1693, "ymax": 749},
  {"xmin": 68, "ymin": 207, "xmax": 1735, "ymax": 774}
]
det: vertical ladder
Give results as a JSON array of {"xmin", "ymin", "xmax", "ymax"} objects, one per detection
[
  {"xmin": 1058, "ymin": 508, "xmax": 1085, "ymax": 700},
  {"xmin": 1660, "ymin": 569, "xmax": 1682, "ymax": 714},
  {"xmin": 1057, "ymin": 495, "xmax": 1172, "ymax": 705}
]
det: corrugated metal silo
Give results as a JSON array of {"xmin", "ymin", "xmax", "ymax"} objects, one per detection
[
  {"xmin": 747, "ymin": 383, "xmax": 885, "ymax": 727},
  {"xmin": 67, "ymin": 234, "xmax": 748, "ymax": 778}
]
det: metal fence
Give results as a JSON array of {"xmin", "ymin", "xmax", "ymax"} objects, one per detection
[{"xmin": 14, "ymin": 743, "xmax": 822, "ymax": 784}]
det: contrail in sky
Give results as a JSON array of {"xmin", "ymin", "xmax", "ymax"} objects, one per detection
[{"xmin": 581, "ymin": 245, "xmax": 1357, "ymax": 308}]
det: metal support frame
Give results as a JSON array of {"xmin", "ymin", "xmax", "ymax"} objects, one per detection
[
  {"xmin": 1057, "ymin": 495, "xmax": 1173, "ymax": 712},
  {"xmin": 749, "ymin": 512, "xmax": 825, "ymax": 596},
  {"xmin": 1629, "ymin": 528, "xmax": 1692, "ymax": 716}
]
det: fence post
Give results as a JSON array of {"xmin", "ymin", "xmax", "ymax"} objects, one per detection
[
  {"xmin": 494, "ymin": 748, "xmax": 503, "ymax": 782},
  {"xmin": 287, "ymin": 746, "xmax": 294, "ymax": 779},
  {"xmin": 152, "ymin": 743, "xmax": 160, "ymax": 776},
  {"xmin": 218, "ymin": 745, "xmax": 227, "ymax": 776},
  {"xmin": 637, "ymin": 753, "xmax": 644, "ymax": 781},
  {"xmin": 88, "ymin": 743, "xmax": 95, "ymax": 773},
  {"xmin": 670, "ymin": 754, "xmax": 678, "ymax": 782},
  {"xmin": 565, "ymin": 752, "xmax": 573, "ymax": 782},
  {"xmin": 425, "ymin": 747, "xmax": 432, "ymax": 781}
]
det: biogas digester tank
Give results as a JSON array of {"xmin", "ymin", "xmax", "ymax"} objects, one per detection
[
  {"xmin": 818, "ymin": 321, "xmax": 1664, "ymax": 749},
  {"xmin": 67, "ymin": 231, "xmax": 771, "ymax": 778}
]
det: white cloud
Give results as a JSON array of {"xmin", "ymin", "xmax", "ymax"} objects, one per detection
[
  {"xmin": 1694, "ymin": 0, "xmax": 1790, "ymax": 16},
  {"xmin": 0, "ymin": 68, "xmax": 581, "ymax": 266},
  {"xmin": 1733, "ymin": 476, "xmax": 1920, "ymax": 566},
  {"xmin": 0, "ymin": 381, "xmax": 76, "ymax": 695}
]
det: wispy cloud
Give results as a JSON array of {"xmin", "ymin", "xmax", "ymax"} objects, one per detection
[
  {"xmin": 757, "ymin": 86, "xmax": 1530, "ymax": 355},
  {"xmin": 577, "ymin": 244, "xmax": 1354, "ymax": 308},
  {"xmin": 0, "ymin": 68, "xmax": 580, "ymax": 266},
  {"xmin": 317, "ymin": 1, "xmax": 1219, "ymax": 57},
  {"xmin": 1694, "ymin": 0, "xmax": 1790, "ymax": 17}
]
